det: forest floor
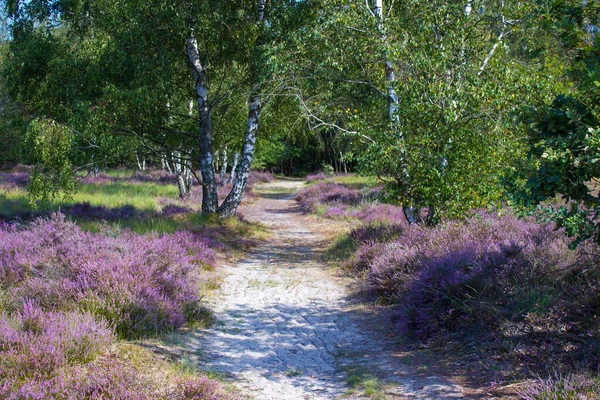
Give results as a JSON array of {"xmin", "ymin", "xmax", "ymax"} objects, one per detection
[{"xmin": 171, "ymin": 179, "xmax": 501, "ymax": 399}]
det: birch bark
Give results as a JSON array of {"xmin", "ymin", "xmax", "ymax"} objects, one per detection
[
  {"xmin": 218, "ymin": 0, "xmax": 267, "ymax": 217},
  {"xmin": 187, "ymin": 36, "xmax": 218, "ymax": 213}
]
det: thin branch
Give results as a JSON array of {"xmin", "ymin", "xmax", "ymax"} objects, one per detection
[
  {"xmin": 364, "ymin": 0, "xmax": 375, "ymax": 18},
  {"xmin": 385, "ymin": 0, "xmax": 396, "ymax": 20},
  {"xmin": 279, "ymin": 88, "xmax": 376, "ymax": 143}
]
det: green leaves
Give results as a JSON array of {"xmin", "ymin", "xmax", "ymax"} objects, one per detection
[{"xmin": 25, "ymin": 118, "xmax": 77, "ymax": 206}]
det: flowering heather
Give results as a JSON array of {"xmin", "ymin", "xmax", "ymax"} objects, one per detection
[
  {"xmin": 0, "ymin": 213, "xmax": 214, "ymax": 338},
  {"xmin": 0, "ymin": 171, "xmax": 29, "ymax": 189},
  {"xmin": 349, "ymin": 203, "xmax": 407, "ymax": 225},
  {"xmin": 132, "ymin": 170, "xmax": 178, "ymax": 185},
  {"xmin": 176, "ymin": 377, "xmax": 235, "ymax": 400},
  {"xmin": 351, "ymin": 213, "xmax": 581, "ymax": 340},
  {"xmin": 247, "ymin": 170, "xmax": 274, "ymax": 185},
  {"xmin": 80, "ymin": 172, "xmax": 115, "ymax": 185},
  {"xmin": 0, "ymin": 302, "xmax": 116, "ymax": 396},
  {"xmin": 160, "ymin": 204, "xmax": 194, "ymax": 217},
  {"xmin": 324, "ymin": 206, "xmax": 347, "ymax": 218},
  {"xmin": 305, "ymin": 172, "xmax": 328, "ymax": 183},
  {"xmin": 295, "ymin": 181, "xmax": 362, "ymax": 213}
]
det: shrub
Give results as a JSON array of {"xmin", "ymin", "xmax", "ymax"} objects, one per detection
[
  {"xmin": 0, "ymin": 302, "xmax": 114, "ymax": 394},
  {"xmin": 176, "ymin": 377, "xmax": 234, "ymax": 400},
  {"xmin": 349, "ymin": 203, "xmax": 406, "ymax": 225},
  {"xmin": 0, "ymin": 171, "xmax": 29, "ymax": 189},
  {"xmin": 354, "ymin": 213, "xmax": 580, "ymax": 340},
  {"xmin": 296, "ymin": 181, "xmax": 362, "ymax": 212},
  {"xmin": 325, "ymin": 206, "xmax": 347, "ymax": 219},
  {"xmin": 0, "ymin": 213, "xmax": 214, "ymax": 338},
  {"xmin": 131, "ymin": 170, "xmax": 178, "ymax": 184},
  {"xmin": 67, "ymin": 202, "xmax": 140, "ymax": 220},
  {"xmin": 305, "ymin": 172, "xmax": 328, "ymax": 183},
  {"xmin": 81, "ymin": 172, "xmax": 115, "ymax": 185},
  {"xmin": 160, "ymin": 204, "xmax": 194, "ymax": 217},
  {"xmin": 248, "ymin": 171, "xmax": 274, "ymax": 185}
]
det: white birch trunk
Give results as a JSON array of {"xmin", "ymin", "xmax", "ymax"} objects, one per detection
[
  {"xmin": 219, "ymin": 147, "xmax": 228, "ymax": 186},
  {"xmin": 228, "ymin": 152, "xmax": 239, "ymax": 184},
  {"xmin": 187, "ymin": 36, "xmax": 218, "ymax": 213},
  {"xmin": 218, "ymin": 0, "xmax": 267, "ymax": 217}
]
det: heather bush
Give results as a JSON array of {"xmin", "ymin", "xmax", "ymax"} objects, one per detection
[
  {"xmin": 348, "ymin": 222, "xmax": 404, "ymax": 244},
  {"xmin": 0, "ymin": 171, "xmax": 29, "ymax": 189},
  {"xmin": 176, "ymin": 376, "xmax": 235, "ymax": 400},
  {"xmin": 80, "ymin": 172, "xmax": 115, "ymax": 185},
  {"xmin": 296, "ymin": 181, "xmax": 362, "ymax": 213},
  {"xmin": 305, "ymin": 172, "xmax": 328, "ymax": 183},
  {"xmin": 0, "ymin": 213, "xmax": 214, "ymax": 338},
  {"xmin": 160, "ymin": 204, "xmax": 194, "ymax": 217},
  {"xmin": 0, "ymin": 302, "xmax": 116, "ymax": 396},
  {"xmin": 67, "ymin": 201, "xmax": 140, "ymax": 220},
  {"xmin": 353, "ymin": 213, "xmax": 581, "ymax": 340},
  {"xmin": 349, "ymin": 203, "xmax": 406, "ymax": 225},
  {"xmin": 324, "ymin": 205, "xmax": 347, "ymax": 218},
  {"xmin": 131, "ymin": 170, "xmax": 178, "ymax": 184},
  {"xmin": 248, "ymin": 170, "xmax": 274, "ymax": 185}
]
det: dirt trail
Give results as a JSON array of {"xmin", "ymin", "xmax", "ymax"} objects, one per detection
[{"xmin": 186, "ymin": 180, "xmax": 474, "ymax": 399}]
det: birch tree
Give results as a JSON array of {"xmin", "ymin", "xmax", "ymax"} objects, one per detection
[{"xmin": 4, "ymin": 0, "xmax": 281, "ymax": 217}]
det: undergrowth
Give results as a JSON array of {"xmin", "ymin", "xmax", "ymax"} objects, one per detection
[
  {"xmin": 298, "ymin": 176, "xmax": 600, "ymax": 396},
  {"xmin": 0, "ymin": 167, "xmax": 270, "ymax": 399}
]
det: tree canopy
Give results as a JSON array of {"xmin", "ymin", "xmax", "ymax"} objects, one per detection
[{"xmin": 1, "ymin": 0, "xmax": 598, "ymax": 226}]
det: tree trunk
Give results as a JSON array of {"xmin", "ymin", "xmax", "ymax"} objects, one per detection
[
  {"xmin": 173, "ymin": 150, "xmax": 189, "ymax": 199},
  {"xmin": 219, "ymin": 147, "xmax": 228, "ymax": 186},
  {"xmin": 218, "ymin": 0, "xmax": 267, "ymax": 218},
  {"xmin": 228, "ymin": 151, "xmax": 239, "ymax": 184},
  {"xmin": 403, "ymin": 205, "xmax": 417, "ymax": 225},
  {"xmin": 187, "ymin": 36, "xmax": 218, "ymax": 213},
  {"xmin": 373, "ymin": 0, "xmax": 398, "ymax": 122},
  {"xmin": 173, "ymin": 150, "xmax": 193, "ymax": 199},
  {"xmin": 218, "ymin": 94, "xmax": 261, "ymax": 217}
]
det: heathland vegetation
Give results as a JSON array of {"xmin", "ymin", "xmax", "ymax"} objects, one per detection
[
  {"xmin": 297, "ymin": 175, "xmax": 600, "ymax": 397},
  {"xmin": 1, "ymin": 0, "xmax": 599, "ymax": 398}
]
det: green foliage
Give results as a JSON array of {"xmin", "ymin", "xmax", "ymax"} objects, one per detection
[
  {"xmin": 508, "ymin": 0, "xmax": 600, "ymax": 245},
  {"xmin": 25, "ymin": 118, "xmax": 77, "ymax": 205}
]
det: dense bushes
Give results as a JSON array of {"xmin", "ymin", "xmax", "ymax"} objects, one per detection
[
  {"xmin": 299, "ymin": 178, "xmax": 600, "ymax": 390},
  {"xmin": 345, "ymin": 211, "xmax": 600, "ymax": 378},
  {"xmin": 520, "ymin": 374, "xmax": 600, "ymax": 400},
  {"xmin": 0, "ymin": 213, "xmax": 233, "ymax": 398},
  {"xmin": 0, "ymin": 213, "xmax": 213, "ymax": 338},
  {"xmin": 295, "ymin": 180, "xmax": 381, "ymax": 215},
  {"xmin": 346, "ymin": 213, "xmax": 600, "ymax": 341}
]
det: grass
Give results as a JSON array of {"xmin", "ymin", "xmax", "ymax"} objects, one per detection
[
  {"xmin": 0, "ymin": 181, "xmax": 177, "ymax": 218},
  {"xmin": 342, "ymin": 365, "xmax": 386, "ymax": 399},
  {"xmin": 76, "ymin": 181, "xmax": 179, "ymax": 210},
  {"xmin": 325, "ymin": 233, "xmax": 357, "ymax": 263},
  {"xmin": 115, "ymin": 342, "xmax": 237, "ymax": 398},
  {"xmin": 331, "ymin": 174, "xmax": 378, "ymax": 189},
  {"xmin": 285, "ymin": 368, "xmax": 302, "ymax": 377}
]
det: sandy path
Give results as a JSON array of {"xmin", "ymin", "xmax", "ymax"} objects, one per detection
[{"xmin": 185, "ymin": 180, "xmax": 473, "ymax": 399}]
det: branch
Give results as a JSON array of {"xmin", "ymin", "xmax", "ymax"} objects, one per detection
[
  {"xmin": 280, "ymin": 88, "xmax": 376, "ymax": 143},
  {"xmin": 477, "ymin": 31, "xmax": 505, "ymax": 76},
  {"xmin": 364, "ymin": 0, "xmax": 376, "ymax": 18},
  {"xmin": 478, "ymin": 16, "xmax": 520, "ymax": 76}
]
